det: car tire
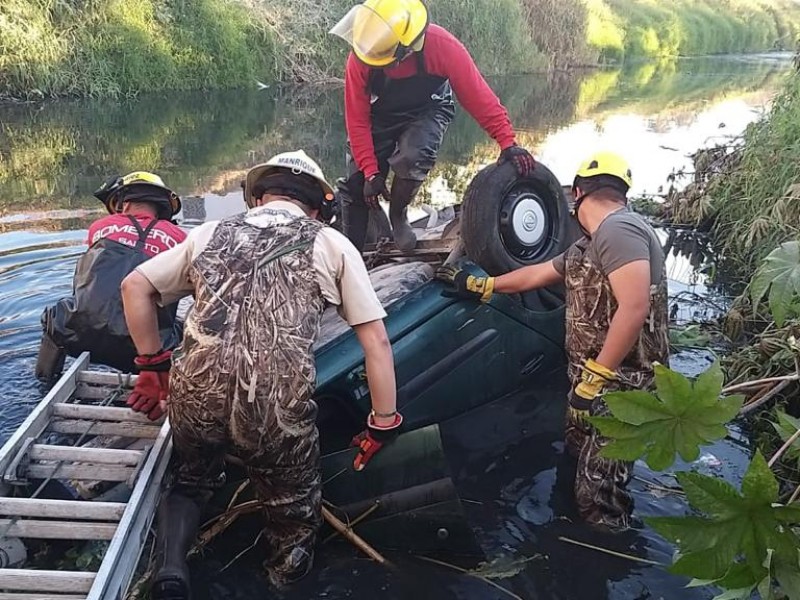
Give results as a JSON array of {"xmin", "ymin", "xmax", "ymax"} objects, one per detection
[{"xmin": 461, "ymin": 161, "xmax": 574, "ymax": 311}]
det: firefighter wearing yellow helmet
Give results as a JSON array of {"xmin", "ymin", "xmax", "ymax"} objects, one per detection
[
  {"xmin": 330, "ymin": 0, "xmax": 536, "ymax": 252},
  {"xmin": 120, "ymin": 150, "xmax": 400, "ymax": 596},
  {"xmin": 436, "ymin": 151, "xmax": 669, "ymax": 530},
  {"xmin": 35, "ymin": 170, "xmax": 186, "ymax": 382}
]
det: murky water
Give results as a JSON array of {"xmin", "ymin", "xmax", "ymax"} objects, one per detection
[{"xmin": 0, "ymin": 55, "xmax": 790, "ymax": 599}]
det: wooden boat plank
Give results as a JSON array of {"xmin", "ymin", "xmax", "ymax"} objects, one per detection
[
  {"xmin": 0, "ymin": 497, "xmax": 126, "ymax": 521},
  {"xmin": 26, "ymin": 463, "xmax": 134, "ymax": 482},
  {"xmin": 30, "ymin": 444, "xmax": 144, "ymax": 466},
  {"xmin": 49, "ymin": 420, "xmax": 161, "ymax": 439},
  {"xmin": 52, "ymin": 403, "xmax": 154, "ymax": 424},
  {"xmin": 77, "ymin": 371, "xmax": 137, "ymax": 387},
  {"xmin": 0, "ymin": 569, "xmax": 95, "ymax": 593},
  {"xmin": 0, "ymin": 518, "xmax": 117, "ymax": 540},
  {"xmin": 73, "ymin": 384, "xmax": 122, "ymax": 400}
]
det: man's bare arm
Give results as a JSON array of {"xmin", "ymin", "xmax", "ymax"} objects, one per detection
[
  {"xmin": 353, "ymin": 319, "xmax": 397, "ymax": 426},
  {"xmin": 596, "ymin": 260, "xmax": 652, "ymax": 370},
  {"xmin": 121, "ymin": 271, "xmax": 162, "ymax": 355},
  {"xmin": 493, "ymin": 261, "xmax": 563, "ymax": 294}
]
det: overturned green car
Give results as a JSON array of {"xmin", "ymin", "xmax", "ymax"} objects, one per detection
[{"xmin": 314, "ymin": 161, "xmax": 577, "ymax": 454}]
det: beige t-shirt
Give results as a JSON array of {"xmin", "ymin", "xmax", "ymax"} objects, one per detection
[{"xmin": 135, "ymin": 201, "xmax": 387, "ymax": 326}]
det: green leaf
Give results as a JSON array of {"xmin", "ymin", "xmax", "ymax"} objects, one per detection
[
  {"xmin": 693, "ymin": 361, "xmax": 724, "ymax": 406},
  {"xmin": 772, "ymin": 410, "xmax": 800, "ymax": 468},
  {"xmin": 755, "ymin": 549, "xmax": 775, "ymax": 600},
  {"xmin": 711, "ymin": 587, "xmax": 758, "ymax": 600},
  {"xmin": 644, "ymin": 425, "xmax": 680, "ymax": 470},
  {"xmin": 648, "ymin": 456, "xmax": 800, "ymax": 599},
  {"xmin": 676, "ymin": 472, "xmax": 740, "ymax": 517},
  {"xmin": 773, "ymin": 503, "xmax": 800, "ymax": 523},
  {"xmin": 593, "ymin": 364, "xmax": 740, "ymax": 471},
  {"xmin": 741, "ymin": 451, "xmax": 778, "ymax": 506},
  {"xmin": 601, "ymin": 390, "xmax": 672, "ymax": 425},
  {"xmin": 597, "ymin": 438, "xmax": 649, "ymax": 461},
  {"xmin": 750, "ymin": 241, "xmax": 800, "ymax": 326},
  {"xmin": 585, "ymin": 416, "xmax": 642, "ymax": 439},
  {"xmin": 654, "ymin": 363, "xmax": 693, "ymax": 411},
  {"xmin": 775, "ymin": 554, "xmax": 800, "ymax": 600},
  {"xmin": 694, "ymin": 394, "xmax": 744, "ymax": 425}
]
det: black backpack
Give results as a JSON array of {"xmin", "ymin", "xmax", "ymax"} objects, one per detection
[{"xmin": 42, "ymin": 216, "xmax": 180, "ymax": 372}]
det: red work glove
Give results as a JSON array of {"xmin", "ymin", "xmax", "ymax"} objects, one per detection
[
  {"xmin": 498, "ymin": 144, "xmax": 536, "ymax": 178},
  {"xmin": 363, "ymin": 174, "xmax": 390, "ymax": 209},
  {"xmin": 127, "ymin": 349, "xmax": 172, "ymax": 421},
  {"xmin": 350, "ymin": 412, "xmax": 403, "ymax": 472}
]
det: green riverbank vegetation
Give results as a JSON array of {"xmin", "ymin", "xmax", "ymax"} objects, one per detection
[
  {"xmin": 1, "ymin": 0, "xmax": 799, "ymax": 98},
  {"xmin": 649, "ymin": 66, "xmax": 800, "ymax": 600},
  {"xmin": 598, "ymin": 65, "xmax": 800, "ymax": 595}
]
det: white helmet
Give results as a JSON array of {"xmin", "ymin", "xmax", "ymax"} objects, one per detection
[{"xmin": 243, "ymin": 150, "xmax": 335, "ymax": 208}]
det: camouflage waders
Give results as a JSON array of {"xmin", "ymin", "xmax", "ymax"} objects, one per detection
[
  {"xmin": 563, "ymin": 236, "xmax": 669, "ymax": 529},
  {"xmin": 168, "ymin": 209, "xmax": 326, "ymax": 587}
]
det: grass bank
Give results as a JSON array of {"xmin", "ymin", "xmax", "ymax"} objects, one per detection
[
  {"xmin": 588, "ymin": 0, "xmax": 800, "ymax": 63},
  {"xmin": 2, "ymin": 0, "xmax": 799, "ymax": 98},
  {"xmin": 0, "ymin": 0, "xmax": 276, "ymax": 98}
]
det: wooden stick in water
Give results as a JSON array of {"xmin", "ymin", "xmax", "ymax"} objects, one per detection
[{"xmin": 321, "ymin": 506, "xmax": 387, "ymax": 566}]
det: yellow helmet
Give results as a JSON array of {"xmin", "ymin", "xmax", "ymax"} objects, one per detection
[
  {"xmin": 93, "ymin": 171, "xmax": 181, "ymax": 219},
  {"xmin": 573, "ymin": 151, "xmax": 632, "ymax": 190},
  {"xmin": 330, "ymin": 0, "xmax": 429, "ymax": 68}
]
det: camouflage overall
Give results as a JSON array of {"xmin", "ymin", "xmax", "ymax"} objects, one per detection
[
  {"xmin": 168, "ymin": 210, "xmax": 326, "ymax": 586},
  {"xmin": 563, "ymin": 236, "xmax": 669, "ymax": 529}
]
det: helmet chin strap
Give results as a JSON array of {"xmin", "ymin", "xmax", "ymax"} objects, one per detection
[
  {"xmin": 571, "ymin": 185, "xmax": 627, "ymax": 238},
  {"xmin": 572, "ymin": 191, "xmax": 592, "ymax": 238}
]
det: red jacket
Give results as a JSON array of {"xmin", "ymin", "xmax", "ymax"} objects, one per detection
[
  {"xmin": 344, "ymin": 24, "xmax": 517, "ymax": 178},
  {"xmin": 87, "ymin": 213, "xmax": 186, "ymax": 257}
]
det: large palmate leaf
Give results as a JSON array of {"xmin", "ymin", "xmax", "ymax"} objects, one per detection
[
  {"xmin": 647, "ymin": 452, "xmax": 800, "ymax": 600},
  {"xmin": 750, "ymin": 240, "xmax": 800, "ymax": 326},
  {"xmin": 587, "ymin": 362, "xmax": 744, "ymax": 471}
]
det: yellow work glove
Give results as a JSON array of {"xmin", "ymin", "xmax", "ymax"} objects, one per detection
[
  {"xmin": 435, "ymin": 265, "xmax": 495, "ymax": 303},
  {"xmin": 568, "ymin": 358, "xmax": 618, "ymax": 423}
]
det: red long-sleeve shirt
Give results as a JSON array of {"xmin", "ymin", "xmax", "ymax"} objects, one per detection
[{"xmin": 344, "ymin": 24, "xmax": 517, "ymax": 178}]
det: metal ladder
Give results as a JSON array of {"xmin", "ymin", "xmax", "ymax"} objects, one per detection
[{"xmin": 0, "ymin": 353, "xmax": 172, "ymax": 600}]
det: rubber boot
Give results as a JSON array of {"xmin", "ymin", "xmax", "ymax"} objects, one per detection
[
  {"xmin": 35, "ymin": 331, "xmax": 66, "ymax": 382},
  {"xmin": 340, "ymin": 179, "xmax": 370, "ymax": 252},
  {"xmin": 151, "ymin": 492, "xmax": 203, "ymax": 600},
  {"xmin": 389, "ymin": 178, "xmax": 422, "ymax": 252}
]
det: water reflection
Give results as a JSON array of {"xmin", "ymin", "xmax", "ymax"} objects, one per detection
[{"xmin": 0, "ymin": 56, "xmax": 788, "ymax": 221}]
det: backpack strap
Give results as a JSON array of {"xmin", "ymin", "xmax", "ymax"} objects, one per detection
[
  {"xmin": 415, "ymin": 49, "xmax": 425, "ymax": 75},
  {"xmin": 368, "ymin": 69, "xmax": 386, "ymax": 97},
  {"xmin": 127, "ymin": 215, "xmax": 159, "ymax": 252}
]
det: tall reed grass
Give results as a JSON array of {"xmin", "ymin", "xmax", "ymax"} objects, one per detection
[
  {"xmin": 1, "ymin": 0, "xmax": 799, "ymax": 98},
  {"xmin": 701, "ymin": 72, "xmax": 800, "ymax": 279}
]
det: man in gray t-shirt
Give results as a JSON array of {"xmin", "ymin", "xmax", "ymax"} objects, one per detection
[
  {"xmin": 551, "ymin": 209, "xmax": 664, "ymax": 285},
  {"xmin": 437, "ymin": 151, "xmax": 669, "ymax": 529}
]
